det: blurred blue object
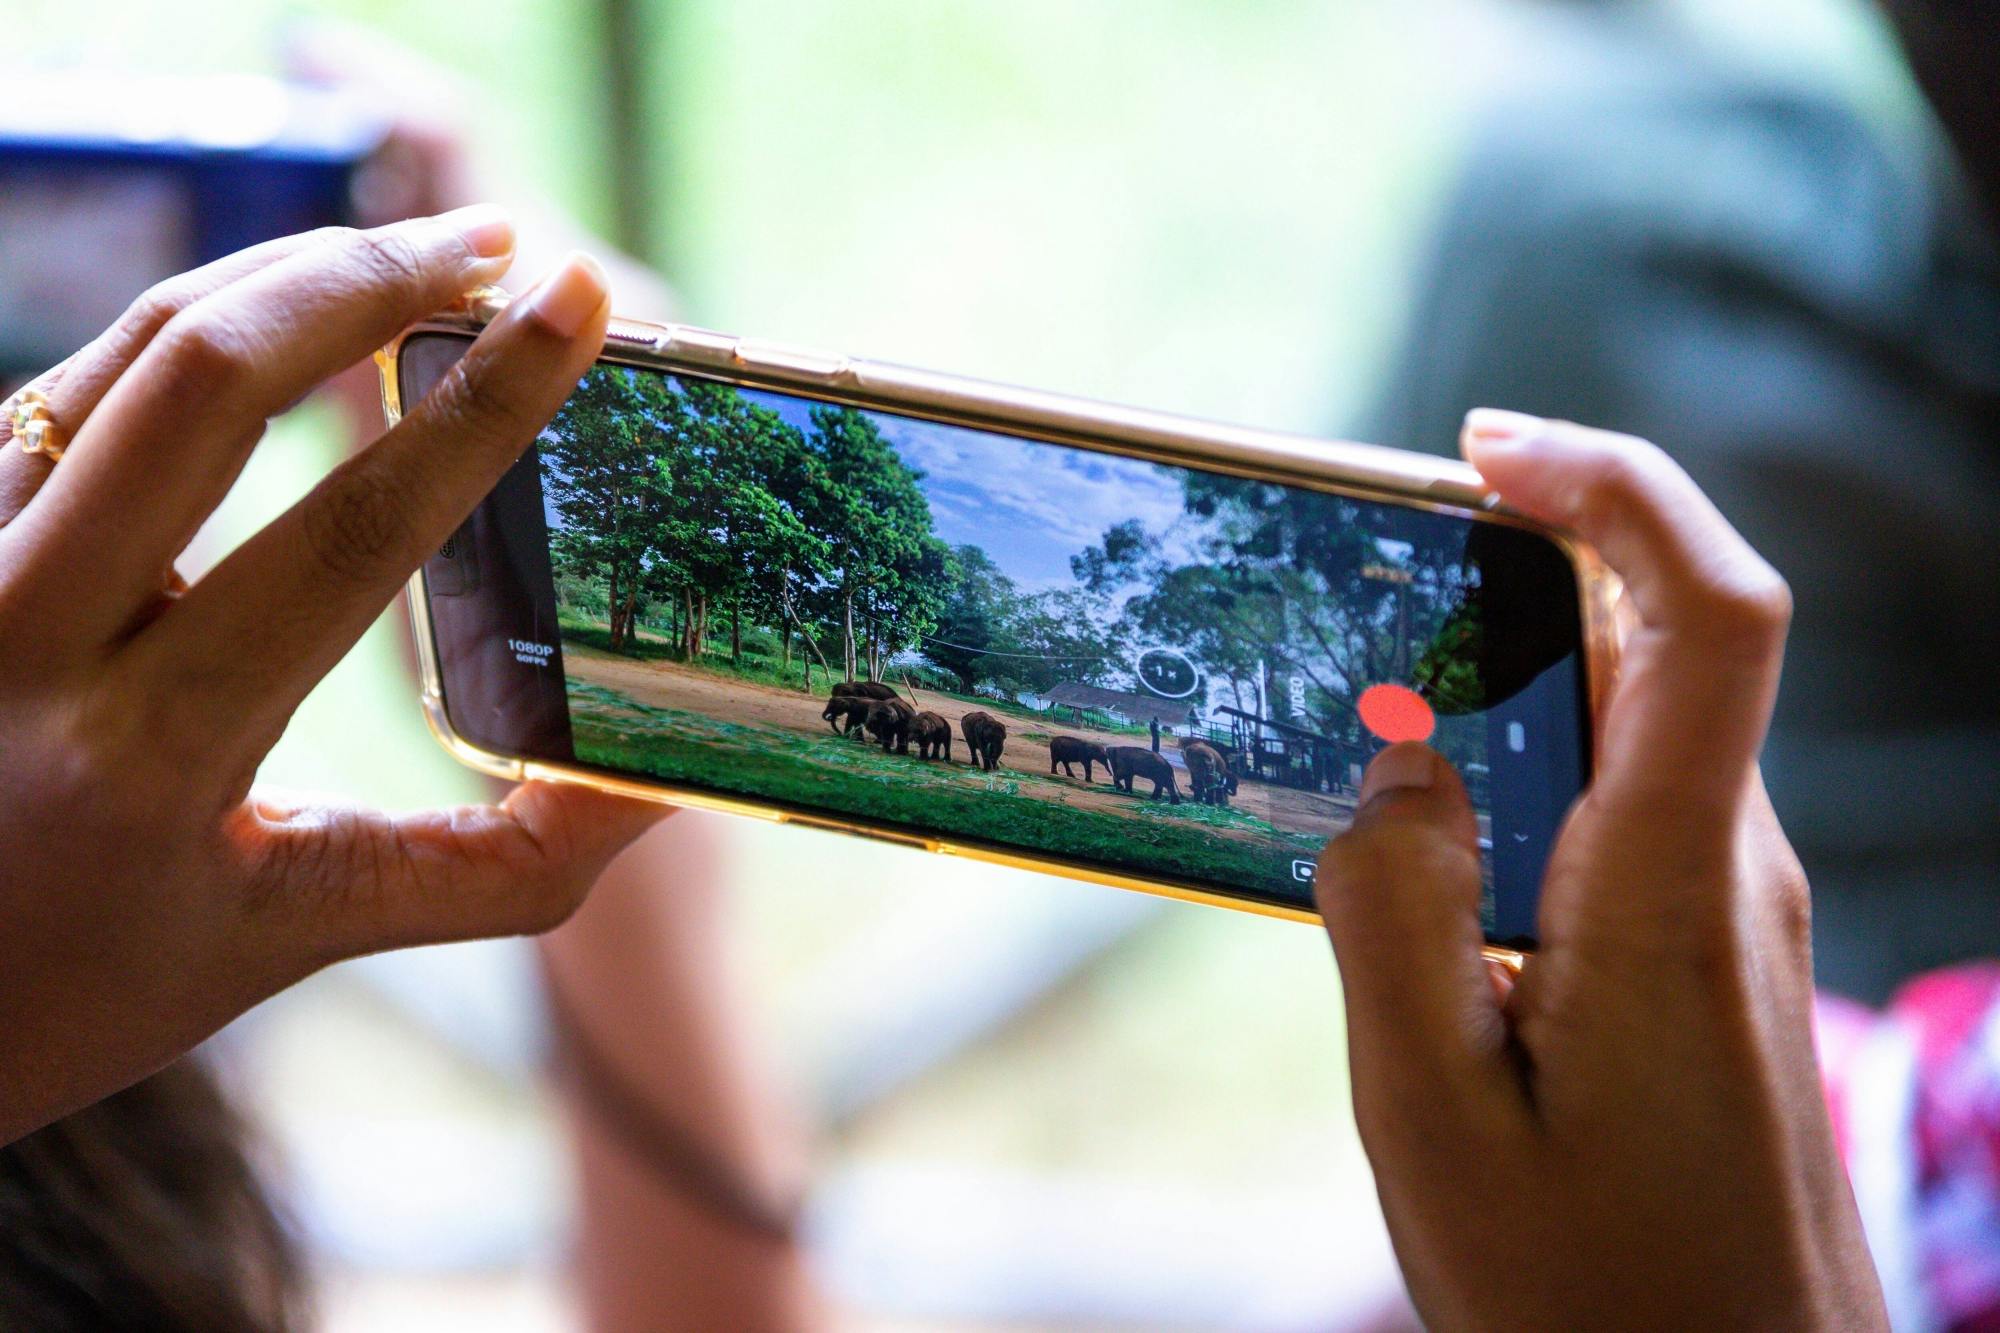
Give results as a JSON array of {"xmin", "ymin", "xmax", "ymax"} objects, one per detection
[{"xmin": 0, "ymin": 72, "xmax": 388, "ymax": 371}]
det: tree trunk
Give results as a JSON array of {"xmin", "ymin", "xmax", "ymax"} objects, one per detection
[
  {"xmin": 731, "ymin": 601, "xmax": 742, "ymax": 665},
  {"xmin": 842, "ymin": 588, "xmax": 855, "ymax": 681},
  {"xmin": 606, "ymin": 563, "xmax": 624, "ymax": 650},
  {"xmin": 616, "ymin": 582, "xmax": 639, "ymax": 652},
  {"xmin": 783, "ymin": 592, "xmax": 835, "ymax": 693}
]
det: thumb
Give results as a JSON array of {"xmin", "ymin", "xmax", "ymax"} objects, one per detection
[
  {"xmin": 243, "ymin": 782, "xmax": 670, "ymax": 962},
  {"xmin": 1316, "ymin": 744, "xmax": 1513, "ymax": 1123}
]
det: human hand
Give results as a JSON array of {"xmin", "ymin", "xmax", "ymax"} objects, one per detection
[
  {"xmin": 0, "ymin": 215, "xmax": 664, "ymax": 1145},
  {"xmin": 1315, "ymin": 411, "xmax": 1886, "ymax": 1329}
]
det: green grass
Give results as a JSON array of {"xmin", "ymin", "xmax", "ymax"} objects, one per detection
[{"xmin": 566, "ymin": 680, "xmax": 1323, "ymax": 901}]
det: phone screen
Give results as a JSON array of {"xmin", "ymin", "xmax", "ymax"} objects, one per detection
[{"xmin": 403, "ymin": 334, "xmax": 1588, "ymax": 948}]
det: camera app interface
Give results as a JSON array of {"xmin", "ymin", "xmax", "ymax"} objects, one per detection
[{"xmin": 409, "ymin": 339, "xmax": 1588, "ymax": 946}]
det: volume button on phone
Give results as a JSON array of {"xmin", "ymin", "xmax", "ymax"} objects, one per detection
[
  {"xmin": 734, "ymin": 339, "xmax": 849, "ymax": 381},
  {"xmin": 860, "ymin": 827, "xmax": 941, "ymax": 853}
]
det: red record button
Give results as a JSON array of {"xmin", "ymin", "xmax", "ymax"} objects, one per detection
[{"xmin": 1358, "ymin": 683, "xmax": 1435, "ymax": 744}]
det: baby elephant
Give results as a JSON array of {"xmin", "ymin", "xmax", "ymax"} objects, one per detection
[
  {"xmin": 911, "ymin": 711, "xmax": 953, "ymax": 761},
  {"xmin": 960, "ymin": 710, "xmax": 1008, "ymax": 772},
  {"xmin": 1049, "ymin": 735, "xmax": 1111, "ymax": 783},
  {"xmin": 863, "ymin": 698, "xmax": 917, "ymax": 753},
  {"xmin": 1183, "ymin": 740, "xmax": 1239, "ymax": 807},
  {"xmin": 1107, "ymin": 746, "xmax": 1181, "ymax": 804}
]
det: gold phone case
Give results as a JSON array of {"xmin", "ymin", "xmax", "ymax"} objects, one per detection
[{"xmin": 377, "ymin": 290, "xmax": 1621, "ymax": 960}]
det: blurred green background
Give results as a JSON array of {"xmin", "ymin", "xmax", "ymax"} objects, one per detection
[{"xmin": 9, "ymin": 1, "xmax": 1910, "ymax": 1327}]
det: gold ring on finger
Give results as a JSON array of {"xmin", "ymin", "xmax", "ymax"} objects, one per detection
[{"xmin": 5, "ymin": 389, "xmax": 65, "ymax": 463}]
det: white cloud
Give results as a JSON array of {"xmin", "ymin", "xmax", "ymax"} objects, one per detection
[{"xmin": 873, "ymin": 414, "xmax": 1193, "ymax": 590}]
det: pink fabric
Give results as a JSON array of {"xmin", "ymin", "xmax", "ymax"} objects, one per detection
[{"xmin": 1821, "ymin": 966, "xmax": 2000, "ymax": 1330}]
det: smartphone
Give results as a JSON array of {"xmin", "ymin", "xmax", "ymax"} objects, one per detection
[{"xmin": 379, "ymin": 291, "xmax": 1619, "ymax": 960}]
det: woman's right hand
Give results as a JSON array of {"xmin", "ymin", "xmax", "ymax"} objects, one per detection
[
  {"xmin": 0, "ymin": 215, "xmax": 663, "ymax": 1146},
  {"xmin": 1315, "ymin": 411, "xmax": 1887, "ymax": 1329}
]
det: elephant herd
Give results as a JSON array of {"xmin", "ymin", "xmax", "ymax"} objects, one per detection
[
  {"xmin": 819, "ymin": 681, "xmax": 1008, "ymax": 773},
  {"xmin": 819, "ymin": 682, "xmax": 1242, "ymax": 809},
  {"xmin": 1047, "ymin": 735, "xmax": 1240, "ymax": 807}
]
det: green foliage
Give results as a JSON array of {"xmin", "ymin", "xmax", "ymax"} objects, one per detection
[
  {"xmin": 923, "ymin": 545, "xmax": 1127, "ymax": 697},
  {"xmin": 559, "ymin": 617, "xmax": 677, "ymax": 662},
  {"xmin": 546, "ymin": 374, "xmax": 1133, "ymax": 699},
  {"xmin": 925, "ymin": 544, "xmax": 1016, "ymax": 691},
  {"xmin": 541, "ymin": 368, "xmax": 678, "ymax": 650},
  {"xmin": 545, "ymin": 372, "xmax": 954, "ymax": 679},
  {"xmin": 1412, "ymin": 598, "xmax": 1487, "ymax": 714},
  {"xmin": 1069, "ymin": 517, "xmax": 1153, "ymax": 592},
  {"xmin": 806, "ymin": 404, "xmax": 955, "ymax": 679}
]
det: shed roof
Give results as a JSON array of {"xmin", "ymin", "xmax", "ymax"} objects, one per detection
[{"xmin": 1044, "ymin": 681, "xmax": 1196, "ymax": 727}]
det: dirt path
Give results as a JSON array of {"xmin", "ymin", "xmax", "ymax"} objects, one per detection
[{"xmin": 563, "ymin": 648, "xmax": 1357, "ymax": 844}]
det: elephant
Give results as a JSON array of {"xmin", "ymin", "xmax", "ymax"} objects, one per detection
[
  {"xmin": 1049, "ymin": 735, "xmax": 1111, "ymax": 783},
  {"xmin": 1107, "ymin": 746, "xmax": 1181, "ymax": 804},
  {"xmin": 831, "ymin": 680, "xmax": 899, "ymax": 703},
  {"xmin": 960, "ymin": 710, "xmax": 1007, "ymax": 772},
  {"xmin": 862, "ymin": 698, "xmax": 917, "ymax": 753},
  {"xmin": 1183, "ymin": 740, "xmax": 1239, "ymax": 807},
  {"xmin": 911, "ymin": 711, "xmax": 953, "ymax": 761},
  {"xmin": 821, "ymin": 694, "xmax": 874, "ymax": 736}
]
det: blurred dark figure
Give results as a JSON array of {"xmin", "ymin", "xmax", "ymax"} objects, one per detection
[
  {"xmin": 0, "ymin": 1060, "xmax": 303, "ymax": 1332},
  {"xmin": 1368, "ymin": 0, "xmax": 2000, "ymax": 999}
]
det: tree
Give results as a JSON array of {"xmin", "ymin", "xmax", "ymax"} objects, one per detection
[
  {"xmin": 1069, "ymin": 518, "xmax": 1154, "ymax": 593},
  {"xmin": 1102, "ymin": 473, "xmax": 1482, "ymax": 768},
  {"xmin": 804, "ymin": 406, "xmax": 938, "ymax": 681},
  {"xmin": 542, "ymin": 376, "xmax": 971, "ymax": 695},
  {"xmin": 676, "ymin": 381, "xmax": 838, "ymax": 679},
  {"xmin": 925, "ymin": 545, "xmax": 1017, "ymax": 692},
  {"xmin": 540, "ymin": 367, "xmax": 679, "ymax": 651}
]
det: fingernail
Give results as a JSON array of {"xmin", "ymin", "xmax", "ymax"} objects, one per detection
[
  {"xmin": 1462, "ymin": 407, "xmax": 1546, "ymax": 451},
  {"xmin": 439, "ymin": 203, "xmax": 516, "ymax": 261},
  {"xmin": 521, "ymin": 252, "xmax": 608, "ymax": 337},
  {"xmin": 1359, "ymin": 744, "xmax": 1437, "ymax": 806}
]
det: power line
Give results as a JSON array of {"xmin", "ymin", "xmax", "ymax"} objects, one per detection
[
  {"xmin": 847, "ymin": 607, "xmax": 1113, "ymax": 662},
  {"xmin": 906, "ymin": 632, "xmax": 1110, "ymax": 662}
]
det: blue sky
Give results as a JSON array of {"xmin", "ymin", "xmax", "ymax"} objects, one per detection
[{"xmin": 735, "ymin": 383, "xmax": 1194, "ymax": 591}]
